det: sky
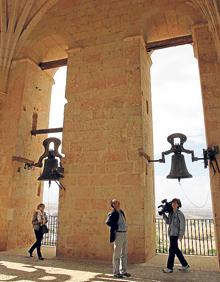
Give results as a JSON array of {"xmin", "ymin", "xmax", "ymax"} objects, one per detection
[
  {"xmin": 43, "ymin": 44, "xmax": 212, "ymax": 213},
  {"xmin": 43, "ymin": 67, "xmax": 66, "ymax": 211},
  {"xmin": 151, "ymin": 45, "xmax": 211, "ymax": 210}
]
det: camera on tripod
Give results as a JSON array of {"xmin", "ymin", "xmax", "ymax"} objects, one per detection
[{"xmin": 158, "ymin": 199, "xmax": 173, "ymax": 216}]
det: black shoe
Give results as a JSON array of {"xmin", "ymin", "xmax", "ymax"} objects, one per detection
[
  {"xmin": 114, "ymin": 273, "xmax": 123, "ymax": 278},
  {"xmin": 28, "ymin": 251, "xmax": 33, "ymax": 257},
  {"xmin": 122, "ymin": 272, "xmax": 131, "ymax": 277},
  {"xmin": 38, "ymin": 257, "xmax": 44, "ymax": 260}
]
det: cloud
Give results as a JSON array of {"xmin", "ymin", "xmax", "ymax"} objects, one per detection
[{"xmin": 151, "ymin": 45, "xmax": 206, "ymax": 154}]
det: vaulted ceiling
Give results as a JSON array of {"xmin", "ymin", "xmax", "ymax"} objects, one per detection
[{"xmin": 0, "ymin": 0, "xmax": 219, "ymax": 93}]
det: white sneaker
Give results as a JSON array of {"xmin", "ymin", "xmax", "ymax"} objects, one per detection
[
  {"xmin": 162, "ymin": 268, "xmax": 173, "ymax": 273},
  {"xmin": 179, "ymin": 264, "xmax": 190, "ymax": 272}
]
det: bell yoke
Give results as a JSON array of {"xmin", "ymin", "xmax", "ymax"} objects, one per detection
[{"xmin": 139, "ymin": 133, "xmax": 220, "ymax": 182}]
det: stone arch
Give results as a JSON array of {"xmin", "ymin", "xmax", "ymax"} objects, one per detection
[{"xmin": 0, "ymin": 0, "xmax": 59, "ymax": 94}]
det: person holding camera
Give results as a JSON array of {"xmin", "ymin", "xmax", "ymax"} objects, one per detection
[
  {"xmin": 105, "ymin": 199, "xmax": 131, "ymax": 278},
  {"xmin": 162, "ymin": 198, "xmax": 190, "ymax": 273}
]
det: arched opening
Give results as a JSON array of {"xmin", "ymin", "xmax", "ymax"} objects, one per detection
[
  {"xmin": 42, "ymin": 66, "xmax": 67, "ymax": 248},
  {"xmin": 151, "ymin": 44, "xmax": 215, "ymax": 256}
]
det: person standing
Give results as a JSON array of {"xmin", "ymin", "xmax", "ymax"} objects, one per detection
[
  {"xmin": 162, "ymin": 198, "xmax": 190, "ymax": 273},
  {"xmin": 105, "ymin": 199, "xmax": 131, "ymax": 278},
  {"xmin": 28, "ymin": 203, "xmax": 48, "ymax": 260}
]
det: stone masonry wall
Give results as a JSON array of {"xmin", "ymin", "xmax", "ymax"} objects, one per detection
[
  {"xmin": 57, "ymin": 36, "xmax": 154, "ymax": 262},
  {"xmin": 193, "ymin": 24, "xmax": 220, "ymax": 266},
  {"xmin": 140, "ymin": 43, "xmax": 156, "ymax": 259},
  {"xmin": 0, "ymin": 59, "xmax": 53, "ymax": 250}
]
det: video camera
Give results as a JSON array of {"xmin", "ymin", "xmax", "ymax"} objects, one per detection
[{"xmin": 158, "ymin": 199, "xmax": 173, "ymax": 216}]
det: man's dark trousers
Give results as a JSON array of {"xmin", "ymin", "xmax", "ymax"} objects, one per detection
[{"xmin": 167, "ymin": 236, "xmax": 188, "ymax": 270}]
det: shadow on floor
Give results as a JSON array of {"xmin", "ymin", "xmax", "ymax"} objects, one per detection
[
  {"xmin": 0, "ymin": 261, "xmax": 71, "ymax": 281},
  {"xmin": 0, "ymin": 249, "xmax": 220, "ymax": 282},
  {"xmin": 84, "ymin": 273, "xmax": 144, "ymax": 282}
]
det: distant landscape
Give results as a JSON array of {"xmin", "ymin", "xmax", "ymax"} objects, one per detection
[
  {"xmin": 181, "ymin": 208, "xmax": 213, "ymax": 219},
  {"xmin": 45, "ymin": 202, "xmax": 213, "ymax": 219}
]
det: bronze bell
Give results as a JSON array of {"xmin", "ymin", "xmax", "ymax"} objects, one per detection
[
  {"xmin": 139, "ymin": 132, "xmax": 220, "ymax": 182},
  {"xmin": 167, "ymin": 153, "xmax": 192, "ymax": 182},
  {"xmin": 35, "ymin": 137, "xmax": 64, "ymax": 188},
  {"xmin": 38, "ymin": 150, "xmax": 64, "ymax": 181}
]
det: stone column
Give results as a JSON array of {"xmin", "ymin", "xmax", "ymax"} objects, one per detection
[
  {"xmin": 57, "ymin": 36, "xmax": 155, "ymax": 262},
  {"xmin": 0, "ymin": 66, "xmax": 9, "ymax": 95},
  {"xmin": 0, "ymin": 59, "xmax": 53, "ymax": 250},
  {"xmin": 193, "ymin": 24, "xmax": 220, "ymax": 266},
  {"xmin": 0, "ymin": 91, "xmax": 9, "ymax": 250}
]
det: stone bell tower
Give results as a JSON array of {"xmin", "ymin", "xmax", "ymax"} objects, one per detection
[{"xmin": 0, "ymin": 0, "xmax": 220, "ymax": 267}]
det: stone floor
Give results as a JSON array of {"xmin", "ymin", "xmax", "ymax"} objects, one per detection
[{"xmin": 0, "ymin": 247, "xmax": 220, "ymax": 281}]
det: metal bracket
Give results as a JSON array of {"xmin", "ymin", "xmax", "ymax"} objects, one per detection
[
  {"xmin": 138, "ymin": 133, "xmax": 220, "ymax": 175},
  {"xmin": 31, "ymin": 127, "xmax": 63, "ymax": 136},
  {"xmin": 12, "ymin": 156, "xmax": 35, "ymax": 169}
]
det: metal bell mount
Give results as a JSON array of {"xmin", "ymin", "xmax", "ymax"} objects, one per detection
[
  {"xmin": 139, "ymin": 133, "xmax": 220, "ymax": 182},
  {"xmin": 35, "ymin": 137, "xmax": 65, "ymax": 189}
]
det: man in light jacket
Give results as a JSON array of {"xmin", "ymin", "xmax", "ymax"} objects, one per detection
[{"xmin": 162, "ymin": 198, "xmax": 190, "ymax": 273}]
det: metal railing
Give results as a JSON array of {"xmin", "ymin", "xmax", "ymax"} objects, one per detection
[
  {"xmin": 42, "ymin": 215, "xmax": 57, "ymax": 246},
  {"xmin": 43, "ymin": 215, "xmax": 216, "ymax": 256},
  {"xmin": 156, "ymin": 218, "xmax": 216, "ymax": 256}
]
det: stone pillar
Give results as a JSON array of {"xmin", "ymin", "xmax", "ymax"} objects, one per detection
[
  {"xmin": 57, "ymin": 36, "xmax": 155, "ymax": 262},
  {"xmin": 0, "ymin": 66, "xmax": 9, "ymax": 95},
  {"xmin": 0, "ymin": 59, "xmax": 53, "ymax": 250},
  {"xmin": 0, "ymin": 91, "xmax": 9, "ymax": 250},
  {"xmin": 193, "ymin": 24, "xmax": 220, "ymax": 266}
]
